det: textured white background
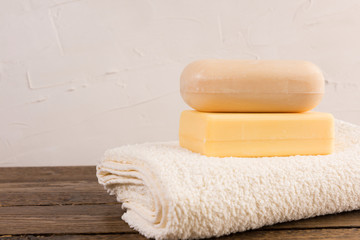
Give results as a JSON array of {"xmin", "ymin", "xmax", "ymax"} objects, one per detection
[{"xmin": 1, "ymin": 0, "xmax": 360, "ymax": 166}]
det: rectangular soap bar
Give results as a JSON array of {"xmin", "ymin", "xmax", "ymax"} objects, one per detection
[
  {"xmin": 180, "ymin": 60, "xmax": 325, "ymax": 113},
  {"xmin": 179, "ymin": 110, "xmax": 334, "ymax": 157}
]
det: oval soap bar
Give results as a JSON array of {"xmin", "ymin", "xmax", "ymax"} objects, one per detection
[{"xmin": 180, "ymin": 59, "xmax": 325, "ymax": 112}]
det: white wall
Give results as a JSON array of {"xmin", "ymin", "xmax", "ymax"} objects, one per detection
[{"xmin": 1, "ymin": 0, "xmax": 360, "ymax": 166}]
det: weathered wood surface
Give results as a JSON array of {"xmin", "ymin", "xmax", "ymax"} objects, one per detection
[
  {"xmin": 1, "ymin": 229, "xmax": 360, "ymax": 240},
  {"xmin": 0, "ymin": 181, "xmax": 117, "ymax": 206},
  {"xmin": 0, "ymin": 166, "xmax": 359, "ymax": 239}
]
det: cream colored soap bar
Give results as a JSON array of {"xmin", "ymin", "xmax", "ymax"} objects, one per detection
[
  {"xmin": 180, "ymin": 59, "xmax": 324, "ymax": 113},
  {"xmin": 179, "ymin": 110, "xmax": 334, "ymax": 157}
]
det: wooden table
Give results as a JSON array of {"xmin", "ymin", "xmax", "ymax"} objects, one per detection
[{"xmin": 0, "ymin": 166, "xmax": 359, "ymax": 240}]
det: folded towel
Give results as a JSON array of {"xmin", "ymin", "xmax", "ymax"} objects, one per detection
[{"xmin": 96, "ymin": 119, "xmax": 360, "ymax": 240}]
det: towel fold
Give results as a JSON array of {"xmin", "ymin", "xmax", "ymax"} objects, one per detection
[{"xmin": 96, "ymin": 119, "xmax": 360, "ymax": 240}]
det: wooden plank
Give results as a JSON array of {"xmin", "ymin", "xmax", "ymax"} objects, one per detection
[
  {"xmin": 1, "ymin": 166, "xmax": 360, "ymax": 240},
  {"xmin": 1, "ymin": 229, "xmax": 360, "ymax": 240},
  {"xmin": 1, "ymin": 204, "xmax": 360, "ymax": 235},
  {"xmin": 266, "ymin": 210, "xmax": 360, "ymax": 229},
  {"xmin": 221, "ymin": 228, "xmax": 360, "ymax": 240},
  {"xmin": 0, "ymin": 205, "xmax": 135, "ymax": 235},
  {"xmin": 0, "ymin": 166, "xmax": 96, "ymax": 183},
  {"xmin": 0, "ymin": 233, "xmax": 145, "ymax": 240},
  {"xmin": 0, "ymin": 181, "xmax": 117, "ymax": 206}
]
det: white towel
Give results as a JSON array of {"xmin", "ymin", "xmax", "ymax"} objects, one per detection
[{"xmin": 96, "ymin": 119, "xmax": 360, "ymax": 240}]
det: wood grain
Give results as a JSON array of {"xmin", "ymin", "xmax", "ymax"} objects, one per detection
[
  {"xmin": 0, "ymin": 166, "xmax": 116, "ymax": 207},
  {"xmin": 1, "ymin": 203, "xmax": 360, "ymax": 235},
  {"xmin": 219, "ymin": 228, "xmax": 360, "ymax": 240},
  {"xmin": 0, "ymin": 166, "xmax": 96, "ymax": 183},
  {"xmin": 1, "ymin": 166, "xmax": 360, "ymax": 240},
  {"xmin": 0, "ymin": 233, "xmax": 146, "ymax": 240},
  {"xmin": 0, "ymin": 205, "xmax": 134, "ymax": 235},
  {"xmin": 266, "ymin": 210, "xmax": 360, "ymax": 229},
  {"xmin": 0, "ymin": 181, "xmax": 116, "ymax": 206},
  {"xmin": 1, "ymin": 229, "xmax": 360, "ymax": 240}
]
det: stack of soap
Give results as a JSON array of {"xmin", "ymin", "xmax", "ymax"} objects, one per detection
[{"xmin": 179, "ymin": 59, "xmax": 334, "ymax": 157}]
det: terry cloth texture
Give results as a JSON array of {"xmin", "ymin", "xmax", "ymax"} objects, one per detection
[{"xmin": 96, "ymin": 119, "xmax": 360, "ymax": 240}]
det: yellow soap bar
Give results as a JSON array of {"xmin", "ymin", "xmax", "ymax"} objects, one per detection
[{"xmin": 179, "ymin": 110, "xmax": 334, "ymax": 157}]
